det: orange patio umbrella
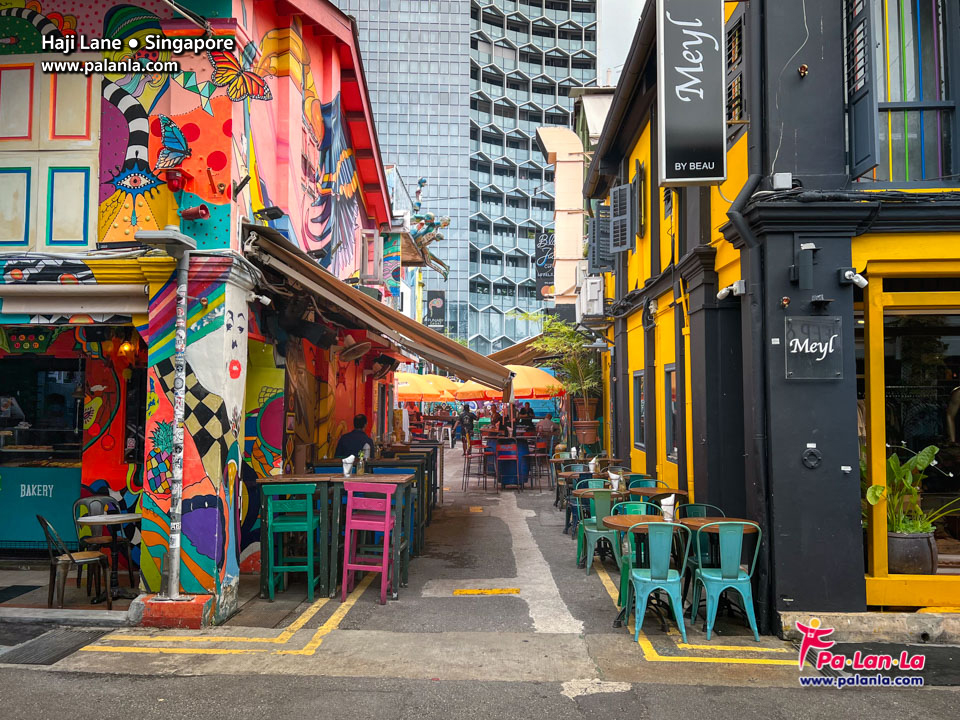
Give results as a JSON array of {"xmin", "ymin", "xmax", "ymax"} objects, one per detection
[
  {"xmin": 506, "ymin": 365, "xmax": 565, "ymax": 399},
  {"xmin": 454, "ymin": 365, "xmax": 564, "ymax": 401},
  {"xmin": 423, "ymin": 374, "xmax": 459, "ymax": 401},
  {"xmin": 395, "ymin": 372, "xmax": 443, "ymax": 402}
]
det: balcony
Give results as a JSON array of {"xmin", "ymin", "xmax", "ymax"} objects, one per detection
[
  {"xmin": 482, "ymin": 202, "xmax": 504, "ymax": 217},
  {"xmin": 469, "ymin": 292, "xmax": 491, "ymax": 307},
  {"xmin": 473, "ymin": 51, "xmax": 492, "ymax": 65},
  {"xmin": 482, "ymin": 141, "xmax": 504, "ymax": 156},
  {"xmin": 505, "ymin": 145, "xmax": 529, "ymax": 162},
  {"xmin": 481, "ymin": 262, "xmax": 503, "ymax": 278},
  {"xmin": 519, "ymin": 61, "xmax": 543, "ymax": 76},
  {"xmin": 532, "ymin": 34, "xmax": 554, "ymax": 50},
  {"xmin": 571, "ymin": 66, "xmax": 594, "ymax": 83},
  {"xmin": 470, "ymin": 170, "xmax": 492, "ymax": 185},
  {"xmin": 482, "ymin": 80, "xmax": 505, "ymax": 97},
  {"xmin": 471, "ymin": 109, "xmax": 493, "ymax": 125},
  {"xmin": 519, "ymin": 118, "xmax": 543, "ymax": 134}
]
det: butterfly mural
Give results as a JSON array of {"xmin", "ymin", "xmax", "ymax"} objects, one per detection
[
  {"xmin": 154, "ymin": 114, "xmax": 192, "ymax": 170},
  {"xmin": 208, "ymin": 50, "xmax": 272, "ymax": 102}
]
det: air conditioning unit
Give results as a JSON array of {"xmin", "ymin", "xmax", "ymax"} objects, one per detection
[
  {"xmin": 575, "ymin": 259, "xmax": 588, "ymax": 291},
  {"xmin": 576, "ymin": 276, "xmax": 604, "ymax": 323},
  {"xmin": 359, "ymin": 229, "xmax": 383, "ymax": 285}
]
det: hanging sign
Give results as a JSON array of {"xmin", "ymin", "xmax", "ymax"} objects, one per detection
[
  {"xmin": 424, "ymin": 290, "xmax": 446, "ymax": 331},
  {"xmin": 656, "ymin": 0, "xmax": 727, "ymax": 186},
  {"xmin": 534, "ymin": 232, "xmax": 555, "ymax": 299}
]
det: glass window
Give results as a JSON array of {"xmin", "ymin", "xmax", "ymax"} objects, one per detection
[
  {"xmin": 633, "ymin": 371, "xmax": 645, "ymax": 448},
  {"xmin": 665, "ymin": 365, "xmax": 678, "ymax": 461}
]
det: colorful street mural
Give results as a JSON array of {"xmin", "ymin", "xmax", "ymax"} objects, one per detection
[{"xmin": 0, "ymin": 0, "xmax": 386, "ymax": 619}]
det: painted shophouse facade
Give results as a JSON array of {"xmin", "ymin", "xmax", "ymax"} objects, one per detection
[
  {"xmin": 0, "ymin": 0, "xmax": 487, "ymax": 622},
  {"xmin": 583, "ymin": 0, "xmax": 960, "ymax": 633}
]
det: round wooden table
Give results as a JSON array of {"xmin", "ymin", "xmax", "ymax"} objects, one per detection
[
  {"xmin": 76, "ymin": 513, "xmax": 142, "ymax": 601},
  {"xmin": 572, "ymin": 488, "xmax": 628, "ymax": 501},
  {"xmin": 679, "ymin": 516, "xmax": 758, "ymax": 533},
  {"xmin": 601, "ymin": 514, "xmax": 666, "ymax": 532},
  {"xmin": 558, "ymin": 470, "xmax": 607, "ymax": 481},
  {"xmin": 628, "ymin": 486, "xmax": 690, "ymax": 499}
]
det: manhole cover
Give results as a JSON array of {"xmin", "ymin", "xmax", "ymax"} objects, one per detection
[{"xmin": 0, "ymin": 628, "xmax": 109, "ymax": 665}]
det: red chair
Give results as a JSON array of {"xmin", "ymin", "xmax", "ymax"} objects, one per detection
[{"xmin": 342, "ymin": 482, "xmax": 397, "ymax": 605}]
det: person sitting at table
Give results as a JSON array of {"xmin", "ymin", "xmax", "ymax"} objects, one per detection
[
  {"xmin": 488, "ymin": 408, "xmax": 504, "ymax": 434},
  {"xmin": 335, "ymin": 414, "xmax": 375, "ymax": 458},
  {"xmin": 518, "ymin": 401, "xmax": 535, "ymax": 428},
  {"xmin": 536, "ymin": 412, "xmax": 560, "ymax": 436}
]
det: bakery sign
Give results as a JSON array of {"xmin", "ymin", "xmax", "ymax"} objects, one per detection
[{"xmin": 656, "ymin": 0, "xmax": 727, "ymax": 186}]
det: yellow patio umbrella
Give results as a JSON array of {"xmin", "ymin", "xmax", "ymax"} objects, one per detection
[
  {"xmin": 395, "ymin": 372, "xmax": 443, "ymax": 402},
  {"xmin": 506, "ymin": 365, "xmax": 565, "ymax": 399}
]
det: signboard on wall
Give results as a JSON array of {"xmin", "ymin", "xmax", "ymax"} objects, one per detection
[
  {"xmin": 535, "ymin": 232, "xmax": 555, "ymax": 298},
  {"xmin": 656, "ymin": 0, "xmax": 727, "ymax": 186},
  {"xmin": 424, "ymin": 290, "xmax": 446, "ymax": 331},
  {"xmin": 784, "ymin": 316, "xmax": 843, "ymax": 380}
]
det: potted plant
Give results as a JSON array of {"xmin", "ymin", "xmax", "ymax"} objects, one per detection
[
  {"xmin": 866, "ymin": 445, "xmax": 960, "ymax": 574},
  {"xmin": 530, "ymin": 316, "xmax": 602, "ymax": 444}
]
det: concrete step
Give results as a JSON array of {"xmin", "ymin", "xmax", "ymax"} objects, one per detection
[{"xmin": 0, "ymin": 606, "xmax": 134, "ymax": 627}]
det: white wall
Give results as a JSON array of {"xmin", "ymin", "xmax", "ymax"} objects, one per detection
[{"xmin": 597, "ymin": 0, "xmax": 645, "ymax": 86}]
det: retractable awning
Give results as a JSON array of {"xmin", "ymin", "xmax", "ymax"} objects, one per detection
[{"xmin": 244, "ymin": 225, "xmax": 513, "ymax": 396}]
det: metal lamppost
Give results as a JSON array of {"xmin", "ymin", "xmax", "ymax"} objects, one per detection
[{"xmin": 135, "ymin": 226, "xmax": 196, "ymax": 601}]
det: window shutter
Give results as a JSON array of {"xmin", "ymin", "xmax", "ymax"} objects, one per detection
[
  {"xmin": 610, "ymin": 183, "xmax": 632, "ymax": 252},
  {"xmin": 846, "ymin": 0, "xmax": 879, "ymax": 179},
  {"xmin": 588, "ymin": 205, "xmax": 614, "ymax": 274}
]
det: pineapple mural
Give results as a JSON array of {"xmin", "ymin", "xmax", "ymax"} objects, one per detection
[{"xmin": 146, "ymin": 421, "xmax": 174, "ymax": 495}]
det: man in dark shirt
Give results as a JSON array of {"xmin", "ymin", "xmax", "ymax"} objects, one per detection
[
  {"xmin": 456, "ymin": 406, "xmax": 478, "ymax": 454},
  {"xmin": 335, "ymin": 414, "xmax": 375, "ymax": 458}
]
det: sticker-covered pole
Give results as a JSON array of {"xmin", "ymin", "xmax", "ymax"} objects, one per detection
[{"xmin": 160, "ymin": 249, "xmax": 190, "ymax": 600}]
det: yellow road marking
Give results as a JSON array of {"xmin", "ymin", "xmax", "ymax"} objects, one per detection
[
  {"xmin": 80, "ymin": 645, "xmax": 265, "ymax": 655},
  {"xmin": 593, "ymin": 564, "xmax": 799, "ymax": 666},
  {"xmin": 469, "ymin": 506, "xmax": 483, "ymax": 513},
  {"xmin": 278, "ymin": 573, "xmax": 374, "ymax": 655},
  {"xmin": 676, "ymin": 642, "xmax": 790, "ymax": 653},
  {"xmin": 105, "ymin": 596, "xmax": 331, "ymax": 645},
  {"xmin": 452, "ymin": 588, "xmax": 520, "ymax": 595}
]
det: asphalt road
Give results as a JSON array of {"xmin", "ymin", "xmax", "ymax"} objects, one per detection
[{"xmin": 0, "ymin": 669, "xmax": 957, "ymax": 720}]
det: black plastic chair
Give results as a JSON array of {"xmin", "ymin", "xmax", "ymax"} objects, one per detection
[{"xmin": 37, "ymin": 515, "xmax": 111, "ymax": 610}]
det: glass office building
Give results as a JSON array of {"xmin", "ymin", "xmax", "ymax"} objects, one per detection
[{"xmin": 341, "ymin": 0, "xmax": 597, "ymax": 349}]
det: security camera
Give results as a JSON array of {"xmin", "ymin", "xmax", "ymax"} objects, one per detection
[
  {"xmin": 843, "ymin": 270, "xmax": 869, "ymax": 289},
  {"xmin": 247, "ymin": 292, "xmax": 272, "ymax": 306}
]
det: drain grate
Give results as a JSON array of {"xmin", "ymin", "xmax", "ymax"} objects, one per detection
[{"xmin": 0, "ymin": 628, "xmax": 109, "ymax": 665}]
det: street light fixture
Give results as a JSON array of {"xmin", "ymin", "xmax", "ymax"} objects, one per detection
[{"xmin": 135, "ymin": 225, "xmax": 196, "ymax": 602}]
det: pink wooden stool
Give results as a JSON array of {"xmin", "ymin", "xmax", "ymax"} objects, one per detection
[{"xmin": 341, "ymin": 482, "xmax": 397, "ymax": 605}]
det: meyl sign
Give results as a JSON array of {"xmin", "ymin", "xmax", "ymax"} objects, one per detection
[{"xmin": 656, "ymin": 0, "xmax": 727, "ymax": 186}]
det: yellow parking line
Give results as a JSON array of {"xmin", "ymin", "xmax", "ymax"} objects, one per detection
[
  {"xmin": 278, "ymin": 573, "xmax": 374, "ymax": 656},
  {"xmin": 453, "ymin": 588, "xmax": 520, "ymax": 595},
  {"xmin": 80, "ymin": 645, "xmax": 265, "ymax": 655},
  {"xmin": 593, "ymin": 564, "xmax": 799, "ymax": 666},
  {"xmin": 469, "ymin": 506, "xmax": 483, "ymax": 513},
  {"xmin": 676, "ymin": 642, "xmax": 791, "ymax": 653},
  {"xmin": 104, "ymin": 596, "xmax": 330, "ymax": 645}
]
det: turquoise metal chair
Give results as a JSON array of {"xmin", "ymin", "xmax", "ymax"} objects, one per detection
[
  {"xmin": 676, "ymin": 503, "xmax": 726, "ymax": 604},
  {"xmin": 627, "ymin": 475, "xmax": 668, "ymax": 489},
  {"xmin": 573, "ymin": 477, "xmax": 608, "ymax": 561},
  {"xmin": 611, "ymin": 501, "xmax": 662, "ymax": 611},
  {"xmin": 263, "ymin": 483, "xmax": 321, "ymax": 602},
  {"xmin": 630, "ymin": 521, "xmax": 691, "ymax": 643},
  {"xmin": 578, "ymin": 488, "xmax": 619, "ymax": 575},
  {"xmin": 690, "ymin": 521, "xmax": 762, "ymax": 642}
]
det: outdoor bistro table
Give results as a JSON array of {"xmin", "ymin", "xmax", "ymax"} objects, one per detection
[
  {"xmin": 628, "ymin": 487, "xmax": 690, "ymax": 499},
  {"xmin": 571, "ymin": 488, "xmax": 628, "ymax": 501},
  {"xmin": 678, "ymin": 516, "xmax": 758, "ymax": 533},
  {"xmin": 484, "ymin": 436, "xmax": 532, "ymax": 489},
  {"xmin": 256, "ymin": 473, "xmax": 415, "ymax": 600},
  {"xmin": 75, "ymin": 513, "xmax": 142, "ymax": 602}
]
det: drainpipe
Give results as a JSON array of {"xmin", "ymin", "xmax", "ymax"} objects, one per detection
[{"xmin": 726, "ymin": 173, "xmax": 772, "ymax": 632}]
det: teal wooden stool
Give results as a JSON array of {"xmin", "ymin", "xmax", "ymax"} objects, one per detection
[{"xmin": 264, "ymin": 483, "xmax": 321, "ymax": 602}]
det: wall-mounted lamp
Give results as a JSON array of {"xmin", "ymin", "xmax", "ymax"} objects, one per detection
[
  {"xmin": 716, "ymin": 279, "xmax": 747, "ymax": 300},
  {"xmin": 254, "ymin": 206, "xmax": 285, "ymax": 221},
  {"xmin": 164, "ymin": 168, "xmax": 191, "ymax": 193},
  {"xmin": 839, "ymin": 268, "xmax": 869, "ymax": 288},
  {"xmin": 179, "ymin": 204, "xmax": 210, "ymax": 221}
]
